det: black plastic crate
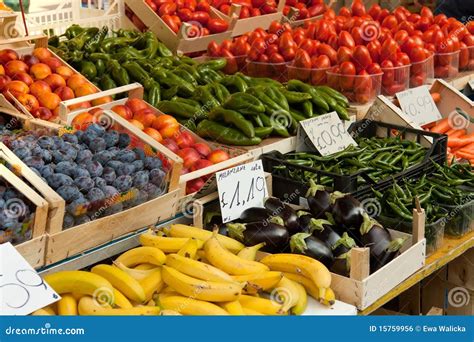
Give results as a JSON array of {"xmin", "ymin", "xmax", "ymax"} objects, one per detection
[{"xmin": 262, "ymin": 120, "xmax": 448, "ymax": 203}]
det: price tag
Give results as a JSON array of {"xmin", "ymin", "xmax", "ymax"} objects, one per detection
[
  {"xmin": 216, "ymin": 160, "xmax": 268, "ymax": 223},
  {"xmin": 296, "ymin": 112, "xmax": 357, "ymax": 156},
  {"xmin": 396, "ymin": 86, "xmax": 442, "ymax": 126},
  {"xmin": 0, "ymin": 243, "xmax": 59, "ymax": 315}
]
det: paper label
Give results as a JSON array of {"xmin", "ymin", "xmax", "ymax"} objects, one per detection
[{"xmin": 396, "ymin": 86, "xmax": 442, "ymax": 126}]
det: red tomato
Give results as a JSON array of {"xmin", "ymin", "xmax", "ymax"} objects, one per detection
[
  {"xmin": 146, "ymin": 0, "xmax": 158, "ymax": 12},
  {"xmin": 268, "ymin": 21, "xmax": 283, "ymax": 34},
  {"xmin": 327, "ymin": 34, "xmax": 339, "ymax": 50},
  {"xmin": 337, "ymin": 46, "xmax": 353, "ymax": 64},
  {"xmin": 153, "ymin": 0, "xmax": 170, "ymax": 8},
  {"xmin": 398, "ymin": 21, "xmax": 414, "ymax": 35},
  {"xmin": 459, "ymin": 42, "xmax": 469, "ymax": 69},
  {"xmin": 219, "ymin": 4, "xmax": 231, "ymax": 15},
  {"xmin": 464, "ymin": 34, "xmax": 474, "ymax": 47},
  {"xmin": 354, "ymin": 70, "xmax": 373, "ymax": 104},
  {"xmin": 318, "ymin": 44, "xmax": 337, "ymax": 65},
  {"xmin": 207, "ymin": 41, "xmax": 220, "ymax": 56},
  {"xmin": 162, "ymin": 14, "xmax": 180, "ymax": 32},
  {"xmin": 279, "ymin": 32, "xmax": 297, "ymax": 50},
  {"xmin": 323, "ymin": 7, "xmax": 336, "ymax": 20},
  {"xmin": 183, "ymin": 0, "xmax": 197, "ymax": 11},
  {"xmin": 177, "ymin": 8, "xmax": 192, "ymax": 21},
  {"xmin": 367, "ymin": 40, "xmax": 381, "ymax": 63},
  {"xmin": 381, "ymin": 15, "xmax": 398, "ymax": 30},
  {"xmin": 248, "ymin": 31, "xmax": 264, "ymax": 45},
  {"xmin": 308, "ymin": 4, "xmax": 325, "ymax": 18},
  {"xmin": 394, "ymin": 30, "xmax": 409, "ymax": 46},
  {"xmin": 207, "ymin": 18, "xmax": 229, "ymax": 34},
  {"xmin": 409, "ymin": 46, "xmax": 426, "ymax": 63},
  {"xmin": 415, "ymin": 17, "xmax": 431, "ymax": 32},
  {"xmin": 366, "ymin": 62, "xmax": 382, "ymax": 75},
  {"xmin": 351, "ymin": 26, "xmax": 365, "ymax": 46},
  {"xmin": 265, "ymin": 44, "xmax": 279, "ymax": 56},
  {"xmin": 352, "ymin": 45, "xmax": 372, "ymax": 71},
  {"xmin": 250, "ymin": 8, "xmax": 261, "ymax": 16},
  {"xmin": 408, "ymin": 14, "xmax": 421, "ymax": 23},
  {"xmin": 339, "ymin": 61, "xmax": 356, "ymax": 90},
  {"xmin": 281, "ymin": 47, "xmax": 296, "ymax": 61},
  {"xmin": 239, "ymin": 6, "xmax": 250, "ymax": 19},
  {"xmin": 190, "ymin": 11, "xmax": 210, "ymax": 25},
  {"xmin": 248, "ymin": 38, "xmax": 266, "ymax": 60},
  {"xmin": 196, "ymin": 0, "xmax": 210, "ymax": 11},
  {"xmin": 397, "ymin": 52, "xmax": 411, "ymax": 65},
  {"xmin": 315, "ymin": 20, "xmax": 331, "ymax": 42},
  {"xmin": 339, "ymin": 30, "xmax": 355, "ymax": 48},
  {"xmin": 269, "ymin": 52, "xmax": 286, "ymax": 64},
  {"xmin": 312, "ymin": 54, "xmax": 331, "ymax": 68},
  {"xmin": 368, "ymin": 4, "xmax": 381, "ymax": 20},
  {"xmin": 221, "ymin": 39, "xmax": 232, "ymax": 51},
  {"xmin": 420, "ymin": 6, "xmax": 433, "ymax": 20},
  {"xmin": 380, "ymin": 38, "xmax": 398, "ymax": 62},
  {"xmin": 299, "ymin": 39, "xmax": 316, "ymax": 55},
  {"xmin": 158, "ymin": 3, "xmax": 176, "ymax": 16},
  {"xmin": 220, "ymin": 49, "xmax": 238, "ymax": 74},
  {"xmin": 381, "ymin": 59, "xmax": 394, "ymax": 87},
  {"xmin": 422, "ymin": 29, "xmax": 435, "ymax": 43},
  {"xmin": 467, "ymin": 21, "xmax": 474, "ymax": 35},
  {"xmin": 339, "ymin": 7, "xmax": 351, "ymax": 17},
  {"xmin": 451, "ymin": 35, "xmax": 461, "ymax": 51},
  {"xmin": 231, "ymin": 40, "xmax": 251, "ymax": 56},
  {"xmin": 351, "ymin": 0, "xmax": 366, "ymax": 17},
  {"xmin": 377, "ymin": 9, "xmax": 390, "ymax": 23},
  {"xmin": 252, "ymin": 0, "xmax": 265, "ymax": 7},
  {"xmin": 393, "ymin": 8, "xmax": 407, "ymax": 24}
]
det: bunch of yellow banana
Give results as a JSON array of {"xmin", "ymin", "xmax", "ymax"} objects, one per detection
[{"xmin": 37, "ymin": 224, "xmax": 334, "ymax": 316}]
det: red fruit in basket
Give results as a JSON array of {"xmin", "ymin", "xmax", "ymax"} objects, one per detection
[
  {"xmin": 32, "ymin": 48, "xmax": 52, "ymax": 62},
  {"xmin": 30, "ymin": 81, "xmax": 51, "ymax": 97},
  {"xmin": 339, "ymin": 61, "xmax": 356, "ymax": 90},
  {"xmin": 134, "ymin": 108, "xmax": 156, "ymax": 128},
  {"xmin": 177, "ymin": 8, "xmax": 192, "ymax": 21},
  {"xmin": 352, "ymin": 45, "xmax": 372, "ymax": 71},
  {"xmin": 312, "ymin": 55, "xmax": 331, "ymax": 68},
  {"xmin": 162, "ymin": 14, "xmax": 180, "ymax": 33},
  {"xmin": 145, "ymin": 0, "xmax": 158, "ymax": 11},
  {"xmin": 207, "ymin": 41, "xmax": 221, "ymax": 57},
  {"xmin": 409, "ymin": 46, "xmax": 426, "ymax": 63},
  {"xmin": 0, "ymin": 75, "xmax": 11, "ymax": 92},
  {"xmin": 37, "ymin": 92, "xmax": 61, "ymax": 111},
  {"xmin": 396, "ymin": 52, "xmax": 410, "ymax": 65},
  {"xmin": 269, "ymin": 52, "xmax": 286, "ymax": 64},
  {"xmin": 268, "ymin": 21, "xmax": 282, "ymax": 35},
  {"xmin": 54, "ymin": 86, "xmax": 75, "ymax": 101},
  {"xmin": 158, "ymin": 3, "xmax": 176, "ymax": 16},
  {"xmin": 239, "ymin": 6, "xmax": 250, "ymax": 19},
  {"xmin": 30, "ymin": 63, "xmax": 52, "ymax": 80},
  {"xmin": 459, "ymin": 42, "xmax": 469, "ymax": 69},
  {"xmin": 112, "ymin": 105, "xmax": 133, "ymax": 120},
  {"xmin": 125, "ymin": 98, "xmax": 149, "ymax": 114},
  {"xmin": 17, "ymin": 93, "xmax": 39, "ymax": 112},
  {"xmin": 190, "ymin": 11, "xmax": 210, "ymax": 25},
  {"xmin": 318, "ymin": 44, "xmax": 337, "ymax": 65},
  {"xmin": 207, "ymin": 149, "xmax": 229, "ymax": 164},
  {"xmin": 0, "ymin": 49, "xmax": 18, "ymax": 64},
  {"xmin": 163, "ymin": 138, "xmax": 180, "ymax": 154},
  {"xmin": 191, "ymin": 159, "xmax": 213, "ymax": 171},
  {"xmin": 354, "ymin": 70, "xmax": 372, "ymax": 104},
  {"xmin": 380, "ymin": 38, "xmax": 398, "ymax": 63},
  {"xmin": 44, "ymin": 73, "xmax": 66, "ymax": 90},
  {"xmin": 42, "ymin": 57, "xmax": 62, "ymax": 72},
  {"xmin": 4, "ymin": 80, "xmax": 29, "ymax": 96},
  {"xmin": 175, "ymin": 131, "xmax": 195, "ymax": 149},
  {"xmin": 381, "ymin": 59, "xmax": 394, "ymax": 86},
  {"xmin": 22, "ymin": 55, "xmax": 40, "ymax": 68},
  {"xmin": 32, "ymin": 107, "xmax": 53, "ymax": 121},
  {"xmin": 464, "ymin": 34, "xmax": 474, "ymax": 47},
  {"xmin": 177, "ymin": 148, "xmax": 201, "ymax": 169},
  {"xmin": 186, "ymin": 177, "xmax": 205, "ymax": 194},
  {"xmin": 207, "ymin": 19, "xmax": 229, "ymax": 34},
  {"xmin": 250, "ymin": 8, "xmax": 261, "ymax": 17},
  {"xmin": 55, "ymin": 66, "xmax": 74, "ymax": 80},
  {"xmin": 293, "ymin": 49, "xmax": 311, "ymax": 68},
  {"xmin": 5, "ymin": 60, "xmax": 29, "ymax": 76},
  {"xmin": 308, "ymin": 4, "xmax": 325, "ymax": 18},
  {"xmin": 196, "ymin": 0, "xmax": 210, "ymax": 12},
  {"xmin": 193, "ymin": 142, "xmax": 211, "ymax": 157},
  {"xmin": 12, "ymin": 72, "xmax": 33, "ymax": 86},
  {"xmin": 144, "ymin": 127, "xmax": 163, "ymax": 143},
  {"xmin": 338, "ymin": 6, "xmax": 351, "ymax": 17},
  {"xmin": 351, "ymin": 0, "xmax": 366, "ymax": 17},
  {"xmin": 367, "ymin": 40, "xmax": 381, "ymax": 63},
  {"xmin": 338, "ymin": 31, "xmax": 355, "ymax": 49},
  {"xmin": 129, "ymin": 119, "xmax": 145, "ymax": 131},
  {"xmin": 265, "ymin": 44, "xmax": 278, "ymax": 57},
  {"xmin": 368, "ymin": 4, "xmax": 381, "ymax": 19},
  {"xmin": 232, "ymin": 40, "xmax": 251, "ymax": 56}
]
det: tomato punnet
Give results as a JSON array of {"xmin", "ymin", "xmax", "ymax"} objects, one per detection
[
  {"xmin": 352, "ymin": 45, "xmax": 372, "ymax": 71},
  {"xmin": 380, "ymin": 38, "xmax": 398, "ymax": 62},
  {"xmin": 351, "ymin": 0, "xmax": 366, "ymax": 17},
  {"xmin": 318, "ymin": 43, "xmax": 337, "ymax": 65},
  {"xmin": 381, "ymin": 59, "xmax": 394, "ymax": 87},
  {"xmin": 354, "ymin": 70, "xmax": 373, "ymax": 104},
  {"xmin": 366, "ymin": 62, "xmax": 382, "ymax": 75}
]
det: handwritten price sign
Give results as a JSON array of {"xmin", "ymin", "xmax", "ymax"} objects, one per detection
[
  {"xmin": 296, "ymin": 112, "xmax": 357, "ymax": 156},
  {"xmin": 396, "ymin": 86, "xmax": 442, "ymax": 126},
  {"xmin": 216, "ymin": 161, "xmax": 268, "ymax": 223},
  {"xmin": 0, "ymin": 243, "xmax": 59, "ymax": 315}
]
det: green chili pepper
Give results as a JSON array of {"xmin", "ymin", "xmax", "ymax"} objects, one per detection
[
  {"xmin": 99, "ymin": 74, "xmax": 117, "ymax": 91},
  {"xmin": 223, "ymin": 92, "xmax": 265, "ymax": 114},
  {"xmin": 209, "ymin": 108, "xmax": 255, "ymax": 138},
  {"xmin": 196, "ymin": 120, "xmax": 262, "ymax": 146},
  {"xmin": 85, "ymin": 26, "xmax": 108, "ymax": 53}
]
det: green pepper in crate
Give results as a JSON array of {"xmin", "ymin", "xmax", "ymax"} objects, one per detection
[
  {"xmin": 196, "ymin": 120, "xmax": 261, "ymax": 146},
  {"xmin": 67, "ymin": 27, "xmax": 99, "ymax": 51},
  {"xmin": 84, "ymin": 26, "xmax": 108, "ymax": 54},
  {"xmin": 108, "ymin": 59, "xmax": 130, "ymax": 86},
  {"xmin": 208, "ymin": 108, "xmax": 255, "ymax": 138},
  {"xmin": 80, "ymin": 61, "xmax": 97, "ymax": 80},
  {"xmin": 99, "ymin": 74, "xmax": 117, "ymax": 91}
]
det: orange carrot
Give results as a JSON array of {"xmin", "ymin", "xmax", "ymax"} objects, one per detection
[
  {"xmin": 455, "ymin": 150, "xmax": 474, "ymax": 160},
  {"xmin": 460, "ymin": 142, "xmax": 474, "ymax": 151},
  {"xmin": 451, "ymin": 130, "xmax": 467, "ymax": 138},
  {"xmin": 423, "ymin": 122, "xmax": 436, "ymax": 130},
  {"xmin": 431, "ymin": 118, "xmax": 451, "ymax": 134},
  {"xmin": 448, "ymin": 137, "xmax": 474, "ymax": 148}
]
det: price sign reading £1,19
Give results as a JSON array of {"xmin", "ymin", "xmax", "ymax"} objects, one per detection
[
  {"xmin": 396, "ymin": 85, "xmax": 442, "ymax": 126},
  {"xmin": 0, "ymin": 243, "xmax": 59, "ymax": 316},
  {"xmin": 296, "ymin": 112, "xmax": 357, "ymax": 156},
  {"xmin": 216, "ymin": 160, "xmax": 268, "ymax": 223}
]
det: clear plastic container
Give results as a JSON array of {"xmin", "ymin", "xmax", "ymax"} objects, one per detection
[
  {"xmin": 206, "ymin": 55, "xmax": 247, "ymax": 74},
  {"xmin": 439, "ymin": 200, "xmax": 474, "ymax": 238},
  {"xmin": 245, "ymin": 59, "xmax": 289, "ymax": 82},
  {"xmin": 410, "ymin": 54, "xmax": 434, "ymax": 87},
  {"xmin": 326, "ymin": 69, "xmax": 383, "ymax": 104},
  {"xmin": 459, "ymin": 46, "xmax": 474, "ymax": 71},
  {"xmin": 381, "ymin": 64, "xmax": 411, "ymax": 96},
  {"xmin": 434, "ymin": 50, "xmax": 460, "ymax": 78},
  {"xmin": 287, "ymin": 65, "xmax": 331, "ymax": 86}
]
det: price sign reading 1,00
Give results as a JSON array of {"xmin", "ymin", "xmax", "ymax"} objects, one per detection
[{"xmin": 220, "ymin": 176, "xmax": 266, "ymax": 211}]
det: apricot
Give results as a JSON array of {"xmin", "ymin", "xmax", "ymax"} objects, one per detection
[
  {"xmin": 32, "ymin": 47, "xmax": 52, "ymax": 62},
  {"xmin": 74, "ymin": 84, "xmax": 97, "ymax": 97},
  {"xmin": 54, "ymin": 86, "xmax": 75, "ymax": 101},
  {"xmin": 56, "ymin": 66, "xmax": 74, "ymax": 80},
  {"xmin": 30, "ymin": 63, "xmax": 52, "ymax": 80},
  {"xmin": 44, "ymin": 73, "xmax": 66, "ymax": 90},
  {"xmin": 5, "ymin": 60, "xmax": 29, "ymax": 76},
  {"xmin": 30, "ymin": 81, "xmax": 52, "ymax": 98},
  {"xmin": 38, "ymin": 92, "xmax": 61, "ymax": 110},
  {"xmin": 17, "ymin": 93, "xmax": 40, "ymax": 112},
  {"xmin": 67, "ymin": 74, "xmax": 88, "ymax": 91}
]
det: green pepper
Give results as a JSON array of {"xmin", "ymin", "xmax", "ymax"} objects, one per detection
[
  {"xmin": 64, "ymin": 24, "xmax": 86, "ymax": 39},
  {"xmin": 80, "ymin": 61, "xmax": 97, "ymax": 80},
  {"xmin": 131, "ymin": 31, "xmax": 159, "ymax": 59},
  {"xmin": 173, "ymin": 68, "xmax": 198, "ymax": 86},
  {"xmin": 114, "ymin": 29, "xmax": 139, "ymax": 38},
  {"xmin": 85, "ymin": 26, "xmax": 108, "ymax": 54},
  {"xmin": 254, "ymin": 126, "xmax": 273, "ymax": 138},
  {"xmin": 198, "ymin": 58, "xmax": 227, "ymax": 71},
  {"xmin": 193, "ymin": 85, "xmax": 220, "ymax": 110},
  {"xmin": 157, "ymin": 101, "xmax": 204, "ymax": 119},
  {"xmin": 99, "ymin": 74, "xmax": 117, "ymax": 91},
  {"xmin": 196, "ymin": 120, "xmax": 262, "ymax": 146},
  {"xmin": 209, "ymin": 83, "xmax": 230, "ymax": 104},
  {"xmin": 316, "ymin": 86, "xmax": 349, "ymax": 107},
  {"xmin": 209, "ymin": 108, "xmax": 255, "ymax": 138},
  {"xmin": 287, "ymin": 80, "xmax": 330, "ymax": 112},
  {"xmin": 198, "ymin": 68, "xmax": 223, "ymax": 84},
  {"xmin": 123, "ymin": 61, "xmax": 151, "ymax": 84},
  {"xmin": 301, "ymin": 100, "xmax": 314, "ymax": 118},
  {"xmin": 162, "ymin": 86, "xmax": 179, "ymax": 100},
  {"xmin": 48, "ymin": 35, "xmax": 60, "ymax": 48},
  {"xmin": 95, "ymin": 59, "xmax": 106, "ymax": 77},
  {"xmin": 219, "ymin": 75, "xmax": 248, "ymax": 93},
  {"xmin": 144, "ymin": 79, "xmax": 161, "ymax": 107},
  {"xmin": 101, "ymin": 36, "xmax": 138, "ymax": 53},
  {"xmin": 267, "ymin": 86, "xmax": 290, "ymax": 111},
  {"xmin": 281, "ymin": 89, "xmax": 312, "ymax": 104},
  {"xmin": 67, "ymin": 27, "xmax": 99, "ymax": 51},
  {"xmin": 156, "ymin": 41, "xmax": 173, "ymax": 57},
  {"xmin": 252, "ymin": 115, "xmax": 264, "ymax": 128},
  {"xmin": 108, "ymin": 59, "xmax": 130, "ymax": 86},
  {"xmin": 224, "ymin": 92, "xmax": 265, "ymax": 115},
  {"xmin": 171, "ymin": 97, "xmax": 201, "ymax": 108}
]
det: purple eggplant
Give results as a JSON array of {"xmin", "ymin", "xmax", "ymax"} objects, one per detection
[
  {"xmin": 264, "ymin": 197, "xmax": 300, "ymax": 235},
  {"xmin": 306, "ymin": 180, "xmax": 332, "ymax": 219},
  {"xmin": 239, "ymin": 207, "xmax": 273, "ymax": 223},
  {"xmin": 227, "ymin": 221, "xmax": 289, "ymax": 253},
  {"xmin": 331, "ymin": 192, "xmax": 365, "ymax": 241},
  {"xmin": 203, "ymin": 211, "xmax": 228, "ymax": 235},
  {"xmin": 370, "ymin": 238, "xmax": 405, "ymax": 272},
  {"xmin": 290, "ymin": 233, "xmax": 334, "ymax": 267}
]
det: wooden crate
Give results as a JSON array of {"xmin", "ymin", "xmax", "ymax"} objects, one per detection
[
  {"xmin": 213, "ymin": 2, "xmax": 285, "ymax": 37},
  {"xmin": 281, "ymin": 0, "xmax": 335, "ymax": 28},
  {"xmin": 124, "ymin": 0, "xmax": 236, "ymax": 54},
  {"xmin": 58, "ymin": 83, "xmax": 253, "ymax": 214},
  {"xmin": 0, "ymin": 35, "xmax": 99, "ymax": 128},
  {"xmin": 0, "ymin": 164, "xmax": 49, "ymax": 268},
  {"xmin": 189, "ymin": 182, "xmax": 426, "ymax": 310},
  {"xmin": 0, "ymin": 108, "xmax": 183, "ymax": 265},
  {"xmin": 448, "ymin": 248, "xmax": 474, "ymax": 291}
]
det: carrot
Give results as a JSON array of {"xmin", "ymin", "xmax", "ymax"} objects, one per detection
[
  {"xmin": 431, "ymin": 118, "xmax": 451, "ymax": 134},
  {"xmin": 455, "ymin": 150, "xmax": 474, "ymax": 160},
  {"xmin": 445, "ymin": 128, "xmax": 458, "ymax": 136},
  {"xmin": 423, "ymin": 122, "xmax": 436, "ymax": 130},
  {"xmin": 448, "ymin": 137, "xmax": 474, "ymax": 148},
  {"xmin": 431, "ymin": 92, "xmax": 441, "ymax": 104},
  {"xmin": 459, "ymin": 142, "xmax": 474, "ymax": 151},
  {"xmin": 451, "ymin": 130, "xmax": 467, "ymax": 138}
]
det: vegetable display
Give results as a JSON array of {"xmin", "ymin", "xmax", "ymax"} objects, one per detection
[{"xmin": 38, "ymin": 224, "xmax": 335, "ymax": 315}]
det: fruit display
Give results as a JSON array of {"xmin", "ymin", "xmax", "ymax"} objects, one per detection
[
  {"xmin": 36, "ymin": 224, "xmax": 334, "ymax": 315},
  {"xmin": 0, "ymin": 42, "xmax": 107, "ymax": 121},
  {"xmin": 144, "ymin": 0, "xmax": 229, "ymax": 35},
  {"xmin": 211, "ymin": 0, "xmax": 280, "ymax": 18},
  {"xmin": 283, "ymin": 0, "xmax": 327, "ymax": 21},
  {"xmin": 3, "ymin": 121, "xmax": 170, "ymax": 230}
]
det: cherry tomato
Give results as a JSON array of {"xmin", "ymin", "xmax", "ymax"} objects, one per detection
[
  {"xmin": 352, "ymin": 45, "xmax": 372, "ymax": 71},
  {"xmin": 248, "ymin": 38, "xmax": 266, "ymax": 61},
  {"xmin": 207, "ymin": 41, "xmax": 220, "ymax": 56},
  {"xmin": 299, "ymin": 39, "xmax": 316, "ymax": 55},
  {"xmin": 177, "ymin": 8, "xmax": 192, "ymax": 21},
  {"xmin": 279, "ymin": 32, "xmax": 297, "ymax": 52},
  {"xmin": 315, "ymin": 20, "xmax": 331, "ymax": 41},
  {"xmin": 327, "ymin": 34, "xmax": 339, "ymax": 50},
  {"xmin": 398, "ymin": 21, "xmax": 414, "ymax": 35},
  {"xmin": 318, "ymin": 43, "xmax": 337, "ymax": 65},
  {"xmin": 408, "ymin": 14, "xmax": 420, "ymax": 23},
  {"xmin": 381, "ymin": 59, "xmax": 394, "ymax": 87},
  {"xmin": 265, "ymin": 44, "xmax": 279, "ymax": 56},
  {"xmin": 219, "ymin": 4, "xmax": 231, "ymax": 15},
  {"xmin": 351, "ymin": 26, "xmax": 364, "ymax": 46},
  {"xmin": 397, "ymin": 52, "xmax": 411, "ymax": 65},
  {"xmin": 312, "ymin": 54, "xmax": 331, "ymax": 68},
  {"xmin": 158, "ymin": 3, "xmax": 176, "ymax": 16},
  {"xmin": 239, "ymin": 6, "xmax": 250, "ymax": 19},
  {"xmin": 377, "ymin": 9, "xmax": 390, "ymax": 23},
  {"xmin": 380, "ymin": 38, "xmax": 398, "ymax": 62},
  {"xmin": 221, "ymin": 39, "xmax": 232, "ymax": 51},
  {"xmin": 220, "ymin": 49, "xmax": 238, "ymax": 74},
  {"xmin": 339, "ymin": 61, "xmax": 356, "ymax": 90},
  {"xmin": 382, "ymin": 15, "xmax": 398, "ymax": 30},
  {"xmin": 269, "ymin": 52, "xmax": 286, "ymax": 64},
  {"xmin": 308, "ymin": 4, "xmax": 326, "ymax": 18},
  {"xmin": 354, "ymin": 70, "xmax": 373, "ymax": 104},
  {"xmin": 464, "ymin": 34, "xmax": 474, "ymax": 47},
  {"xmin": 337, "ymin": 46, "xmax": 353, "ymax": 64},
  {"xmin": 351, "ymin": 0, "xmax": 366, "ymax": 17},
  {"xmin": 196, "ymin": 0, "xmax": 210, "ymax": 12},
  {"xmin": 162, "ymin": 14, "xmax": 180, "ymax": 33},
  {"xmin": 394, "ymin": 30, "xmax": 409, "ymax": 46},
  {"xmin": 366, "ymin": 62, "xmax": 382, "ymax": 75},
  {"xmin": 293, "ymin": 49, "xmax": 312, "ymax": 79},
  {"xmin": 183, "ymin": 0, "xmax": 197, "ymax": 11},
  {"xmin": 207, "ymin": 18, "xmax": 229, "ymax": 34},
  {"xmin": 146, "ymin": 0, "xmax": 158, "ymax": 12},
  {"xmin": 367, "ymin": 40, "xmax": 381, "ymax": 63},
  {"xmin": 268, "ymin": 21, "xmax": 283, "ymax": 34},
  {"xmin": 323, "ymin": 8, "xmax": 336, "ymax": 20},
  {"xmin": 467, "ymin": 21, "xmax": 474, "ymax": 35},
  {"xmin": 339, "ymin": 30, "xmax": 355, "ymax": 49},
  {"xmin": 393, "ymin": 8, "xmax": 407, "ymax": 23},
  {"xmin": 368, "ymin": 4, "xmax": 381, "ymax": 20}
]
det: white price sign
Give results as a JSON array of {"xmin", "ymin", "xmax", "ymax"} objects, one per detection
[
  {"xmin": 0, "ymin": 243, "xmax": 59, "ymax": 315},
  {"xmin": 216, "ymin": 160, "xmax": 268, "ymax": 223},
  {"xmin": 296, "ymin": 112, "xmax": 357, "ymax": 156},
  {"xmin": 396, "ymin": 86, "xmax": 442, "ymax": 126}
]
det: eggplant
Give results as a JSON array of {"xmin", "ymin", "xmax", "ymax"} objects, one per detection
[
  {"xmin": 331, "ymin": 192, "xmax": 365, "ymax": 241},
  {"xmin": 297, "ymin": 211, "xmax": 315, "ymax": 233},
  {"xmin": 239, "ymin": 207, "xmax": 273, "ymax": 223},
  {"xmin": 330, "ymin": 251, "xmax": 351, "ymax": 276},
  {"xmin": 290, "ymin": 233, "xmax": 334, "ymax": 267},
  {"xmin": 227, "ymin": 222, "xmax": 289, "ymax": 253},
  {"xmin": 306, "ymin": 179, "xmax": 332, "ymax": 219},
  {"xmin": 203, "ymin": 210, "xmax": 223, "ymax": 230},
  {"xmin": 264, "ymin": 197, "xmax": 300, "ymax": 234},
  {"xmin": 370, "ymin": 238, "xmax": 405, "ymax": 272}
]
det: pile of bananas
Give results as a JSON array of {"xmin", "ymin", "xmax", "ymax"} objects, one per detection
[{"xmin": 34, "ymin": 224, "xmax": 334, "ymax": 316}]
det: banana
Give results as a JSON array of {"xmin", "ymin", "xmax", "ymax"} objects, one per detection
[
  {"xmin": 242, "ymin": 307, "xmax": 263, "ymax": 315},
  {"xmin": 91, "ymin": 264, "xmax": 146, "ymax": 303},
  {"xmin": 57, "ymin": 294, "xmax": 77, "ymax": 315},
  {"xmin": 204, "ymin": 232, "xmax": 269, "ymax": 275},
  {"xmin": 114, "ymin": 261, "xmax": 157, "ymax": 281},
  {"xmin": 291, "ymin": 281, "xmax": 308, "ymax": 315},
  {"xmin": 169, "ymin": 224, "xmax": 244, "ymax": 253},
  {"xmin": 71, "ymin": 292, "xmax": 85, "ymax": 301},
  {"xmin": 44, "ymin": 271, "xmax": 114, "ymax": 304},
  {"xmin": 115, "ymin": 246, "xmax": 166, "ymax": 267},
  {"xmin": 232, "ymin": 272, "xmax": 283, "ymax": 294},
  {"xmin": 274, "ymin": 276, "xmax": 300, "ymax": 313},
  {"xmin": 237, "ymin": 242, "xmax": 266, "ymax": 261},
  {"xmin": 159, "ymin": 309, "xmax": 182, "ymax": 316},
  {"xmin": 160, "ymin": 286, "xmax": 177, "ymax": 294},
  {"xmin": 139, "ymin": 268, "xmax": 164, "ymax": 301},
  {"xmin": 165, "ymin": 254, "xmax": 234, "ymax": 282},
  {"xmin": 31, "ymin": 308, "xmax": 54, "ymax": 316},
  {"xmin": 219, "ymin": 301, "xmax": 245, "ymax": 315},
  {"xmin": 260, "ymin": 254, "xmax": 331, "ymax": 290},
  {"xmin": 196, "ymin": 250, "xmax": 209, "ymax": 263},
  {"xmin": 177, "ymin": 238, "xmax": 201, "ymax": 259},
  {"xmin": 113, "ymin": 288, "xmax": 133, "ymax": 309},
  {"xmin": 161, "ymin": 266, "xmax": 242, "ymax": 302},
  {"xmin": 135, "ymin": 263, "xmax": 158, "ymax": 270},
  {"xmin": 282, "ymin": 272, "xmax": 335, "ymax": 306},
  {"xmin": 78, "ymin": 296, "xmax": 160, "ymax": 316},
  {"xmin": 140, "ymin": 230, "xmax": 204, "ymax": 253},
  {"xmin": 239, "ymin": 295, "xmax": 285, "ymax": 315},
  {"xmin": 158, "ymin": 295, "xmax": 229, "ymax": 315}
]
